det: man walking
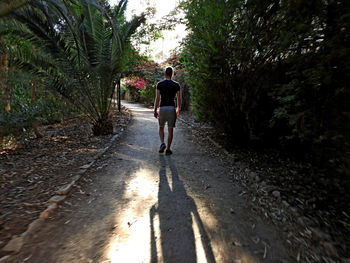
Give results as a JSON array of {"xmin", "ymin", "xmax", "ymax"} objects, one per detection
[{"xmin": 154, "ymin": 67, "xmax": 181, "ymax": 155}]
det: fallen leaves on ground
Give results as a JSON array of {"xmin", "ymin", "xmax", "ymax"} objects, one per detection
[
  {"xmin": 0, "ymin": 108, "xmax": 130, "ymax": 257},
  {"xmin": 179, "ymin": 111, "xmax": 350, "ymax": 262}
]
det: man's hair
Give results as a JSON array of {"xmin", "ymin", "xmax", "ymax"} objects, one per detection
[{"xmin": 165, "ymin": 67, "xmax": 173, "ymax": 77}]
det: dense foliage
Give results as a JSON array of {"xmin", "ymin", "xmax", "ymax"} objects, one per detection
[
  {"xmin": 0, "ymin": 69, "xmax": 70, "ymax": 135},
  {"xmin": 0, "ymin": 0, "xmax": 145, "ymax": 136},
  {"xmin": 180, "ymin": 0, "xmax": 350, "ymax": 190},
  {"xmin": 0, "ymin": 31, "xmax": 72, "ymax": 141}
]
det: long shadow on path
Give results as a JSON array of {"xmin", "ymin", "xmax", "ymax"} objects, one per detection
[{"xmin": 150, "ymin": 156, "xmax": 216, "ymax": 263}]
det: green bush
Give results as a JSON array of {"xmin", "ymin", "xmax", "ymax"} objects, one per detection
[
  {"xmin": 123, "ymin": 60, "xmax": 163, "ymax": 104},
  {"xmin": 139, "ymin": 85, "xmax": 156, "ymax": 105},
  {"xmin": 0, "ymin": 98, "xmax": 70, "ymax": 135},
  {"xmin": 0, "ymin": 69, "xmax": 72, "ymax": 136},
  {"xmin": 180, "ymin": 0, "xmax": 350, "ymax": 189}
]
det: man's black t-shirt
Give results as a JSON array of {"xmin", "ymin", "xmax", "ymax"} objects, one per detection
[{"xmin": 156, "ymin": 79, "xmax": 180, "ymax": 107}]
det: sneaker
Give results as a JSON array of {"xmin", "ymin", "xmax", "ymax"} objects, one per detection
[
  {"xmin": 165, "ymin": 149, "xmax": 172, "ymax": 155},
  {"xmin": 159, "ymin": 143, "xmax": 166, "ymax": 153}
]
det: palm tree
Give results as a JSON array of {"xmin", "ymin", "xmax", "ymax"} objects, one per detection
[{"xmin": 0, "ymin": 0, "xmax": 144, "ymax": 135}]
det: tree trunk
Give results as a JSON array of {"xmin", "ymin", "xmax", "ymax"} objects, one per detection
[
  {"xmin": 0, "ymin": 37, "xmax": 10, "ymax": 112},
  {"xmin": 117, "ymin": 78, "xmax": 121, "ymax": 112},
  {"xmin": 92, "ymin": 118, "xmax": 113, "ymax": 136},
  {"xmin": 31, "ymin": 75, "xmax": 43, "ymax": 138},
  {"xmin": 30, "ymin": 45, "xmax": 43, "ymax": 138},
  {"xmin": 32, "ymin": 76, "xmax": 36, "ymax": 101}
]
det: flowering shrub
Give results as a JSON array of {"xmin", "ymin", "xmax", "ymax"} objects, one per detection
[
  {"xmin": 125, "ymin": 77, "xmax": 146, "ymax": 90},
  {"xmin": 123, "ymin": 53, "xmax": 189, "ymax": 107},
  {"xmin": 123, "ymin": 60, "xmax": 163, "ymax": 104}
]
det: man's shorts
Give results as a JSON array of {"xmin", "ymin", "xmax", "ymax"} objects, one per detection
[{"xmin": 159, "ymin": 106, "xmax": 177, "ymax": 128}]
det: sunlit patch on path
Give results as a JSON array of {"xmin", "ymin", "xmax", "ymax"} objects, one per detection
[
  {"xmin": 102, "ymin": 157, "xmax": 259, "ymax": 263},
  {"xmin": 103, "ymin": 162, "xmax": 223, "ymax": 263},
  {"xmin": 106, "ymin": 168, "xmax": 158, "ymax": 262}
]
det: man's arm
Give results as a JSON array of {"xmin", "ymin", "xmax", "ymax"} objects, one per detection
[
  {"xmin": 154, "ymin": 89, "xmax": 160, "ymax": 118},
  {"xmin": 176, "ymin": 90, "xmax": 181, "ymax": 117}
]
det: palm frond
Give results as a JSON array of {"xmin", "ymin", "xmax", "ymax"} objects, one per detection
[
  {"xmin": 0, "ymin": 0, "xmax": 31, "ymax": 18},
  {"xmin": 114, "ymin": 0, "xmax": 128, "ymax": 18},
  {"xmin": 2, "ymin": 0, "xmax": 145, "ymax": 134}
]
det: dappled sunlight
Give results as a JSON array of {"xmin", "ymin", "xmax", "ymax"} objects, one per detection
[
  {"xmin": 188, "ymin": 195, "xmax": 260, "ymax": 263},
  {"xmin": 124, "ymin": 168, "xmax": 158, "ymax": 200},
  {"xmin": 191, "ymin": 212, "xmax": 209, "ymax": 262},
  {"xmin": 193, "ymin": 204, "xmax": 219, "ymax": 232},
  {"xmin": 130, "ymin": 108, "xmax": 152, "ymax": 112},
  {"xmin": 107, "ymin": 214, "xmax": 154, "ymax": 262},
  {"xmin": 189, "ymin": 201, "xmax": 260, "ymax": 263},
  {"xmin": 122, "ymin": 106, "xmax": 151, "ymax": 113},
  {"xmin": 105, "ymin": 167, "xmax": 158, "ymax": 262},
  {"xmin": 106, "ymin": 208, "xmax": 164, "ymax": 263},
  {"xmin": 103, "ymin": 163, "xmax": 260, "ymax": 263}
]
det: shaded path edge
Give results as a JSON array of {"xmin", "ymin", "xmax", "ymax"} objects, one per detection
[{"xmin": 0, "ymin": 106, "xmax": 132, "ymax": 263}]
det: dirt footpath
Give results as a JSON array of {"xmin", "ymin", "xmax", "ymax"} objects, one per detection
[{"xmin": 10, "ymin": 102, "xmax": 294, "ymax": 263}]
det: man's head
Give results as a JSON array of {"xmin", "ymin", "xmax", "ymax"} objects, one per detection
[{"xmin": 165, "ymin": 67, "xmax": 173, "ymax": 79}]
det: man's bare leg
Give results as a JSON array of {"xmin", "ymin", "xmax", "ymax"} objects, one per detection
[
  {"xmin": 167, "ymin": 127, "xmax": 174, "ymax": 150},
  {"xmin": 159, "ymin": 126, "xmax": 165, "ymax": 143},
  {"xmin": 158, "ymin": 126, "xmax": 166, "ymax": 153}
]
